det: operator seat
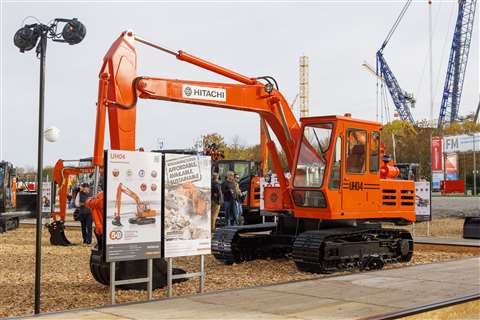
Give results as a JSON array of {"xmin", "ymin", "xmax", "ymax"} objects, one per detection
[{"xmin": 347, "ymin": 144, "xmax": 365, "ymax": 173}]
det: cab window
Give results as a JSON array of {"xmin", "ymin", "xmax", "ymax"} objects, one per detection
[
  {"xmin": 217, "ymin": 163, "xmax": 230, "ymax": 181},
  {"xmin": 370, "ymin": 131, "xmax": 380, "ymax": 172},
  {"xmin": 233, "ymin": 162, "xmax": 250, "ymax": 180},
  {"xmin": 293, "ymin": 123, "xmax": 333, "ymax": 188},
  {"xmin": 346, "ymin": 129, "xmax": 366, "ymax": 174},
  {"xmin": 328, "ymin": 137, "xmax": 342, "ymax": 189}
]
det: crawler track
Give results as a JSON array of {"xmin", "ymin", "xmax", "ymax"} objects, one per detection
[
  {"xmin": 292, "ymin": 228, "xmax": 413, "ymax": 273},
  {"xmin": 212, "ymin": 223, "xmax": 414, "ymax": 273}
]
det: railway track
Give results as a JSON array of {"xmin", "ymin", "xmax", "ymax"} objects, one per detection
[{"xmin": 363, "ymin": 293, "xmax": 480, "ymax": 320}]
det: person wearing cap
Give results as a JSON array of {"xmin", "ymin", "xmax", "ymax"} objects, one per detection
[{"xmin": 78, "ymin": 182, "xmax": 92, "ymax": 245}]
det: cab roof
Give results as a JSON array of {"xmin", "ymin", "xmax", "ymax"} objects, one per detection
[{"xmin": 300, "ymin": 115, "xmax": 382, "ymax": 128}]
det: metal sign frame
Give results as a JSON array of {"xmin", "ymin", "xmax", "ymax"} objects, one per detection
[
  {"xmin": 109, "ymin": 259, "xmax": 154, "ymax": 304},
  {"xmin": 166, "ymin": 255, "xmax": 205, "ymax": 298}
]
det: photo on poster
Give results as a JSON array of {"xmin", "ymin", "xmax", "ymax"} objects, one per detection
[
  {"xmin": 105, "ymin": 150, "xmax": 162, "ymax": 262},
  {"xmin": 42, "ymin": 182, "xmax": 52, "ymax": 212},
  {"xmin": 415, "ymin": 181, "xmax": 431, "ymax": 222},
  {"xmin": 164, "ymin": 154, "xmax": 211, "ymax": 257}
]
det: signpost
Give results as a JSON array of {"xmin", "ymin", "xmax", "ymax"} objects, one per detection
[
  {"xmin": 104, "ymin": 150, "xmax": 163, "ymax": 303},
  {"xmin": 103, "ymin": 151, "xmax": 212, "ymax": 301},
  {"xmin": 415, "ymin": 181, "xmax": 432, "ymax": 223},
  {"xmin": 163, "ymin": 154, "xmax": 211, "ymax": 297}
]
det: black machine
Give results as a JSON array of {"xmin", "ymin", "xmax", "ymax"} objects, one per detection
[
  {"xmin": 0, "ymin": 161, "xmax": 20, "ymax": 232},
  {"xmin": 0, "ymin": 161, "xmax": 36, "ymax": 233},
  {"xmin": 213, "ymin": 160, "xmax": 263, "ymax": 225},
  {"xmin": 463, "ymin": 217, "xmax": 480, "ymax": 239}
]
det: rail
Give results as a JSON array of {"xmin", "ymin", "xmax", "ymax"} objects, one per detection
[{"xmin": 363, "ymin": 293, "xmax": 480, "ymax": 320}]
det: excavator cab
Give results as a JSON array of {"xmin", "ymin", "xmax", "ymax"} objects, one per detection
[{"xmin": 265, "ymin": 115, "xmax": 415, "ymax": 224}]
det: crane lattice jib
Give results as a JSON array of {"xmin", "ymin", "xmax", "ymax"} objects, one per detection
[
  {"xmin": 376, "ymin": 51, "xmax": 415, "ymax": 123},
  {"xmin": 438, "ymin": 0, "xmax": 477, "ymax": 127}
]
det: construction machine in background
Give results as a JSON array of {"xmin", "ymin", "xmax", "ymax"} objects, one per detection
[
  {"xmin": 204, "ymin": 142, "xmax": 264, "ymax": 224},
  {"xmin": 47, "ymin": 158, "xmax": 95, "ymax": 245},
  {"xmin": 112, "ymin": 182, "xmax": 157, "ymax": 226},
  {"xmin": 0, "ymin": 161, "xmax": 36, "ymax": 233},
  {"xmin": 80, "ymin": 31, "xmax": 415, "ymax": 288},
  {"xmin": 214, "ymin": 159, "xmax": 263, "ymax": 224}
]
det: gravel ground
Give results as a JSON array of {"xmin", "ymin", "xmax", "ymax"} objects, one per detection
[
  {"xmin": 432, "ymin": 196, "xmax": 480, "ymax": 218},
  {"xmin": 404, "ymin": 217, "xmax": 467, "ymax": 239},
  {"xmin": 0, "ymin": 223, "xmax": 479, "ymax": 318}
]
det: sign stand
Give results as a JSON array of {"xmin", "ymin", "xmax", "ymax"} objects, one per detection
[
  {"xmin": 110, "ymin": 259, "xmax": 154, "ymax": 305},
  {"xmin": 167, "ymin": 255, "xmax": 205, "ymax": 298}
]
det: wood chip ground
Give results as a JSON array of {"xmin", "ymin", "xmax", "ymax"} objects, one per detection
[{"xmin": 0, "ymin": 218, "xmax": 478, "ymax": 318}]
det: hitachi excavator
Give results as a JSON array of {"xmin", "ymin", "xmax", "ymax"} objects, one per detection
[
  {"xmin": 84, "ymin": 31, "xmax": 414, "ymax": 288},
  {"xmin": 112, "ymin": 183, "xmax": 157, "ymax": 226}
]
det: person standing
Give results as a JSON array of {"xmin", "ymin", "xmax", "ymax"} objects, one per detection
[
  {"xmin": 211, "ymin": 172, "xmax": 223, "ymax": 232},
  {"xmin": 233, "ymin": 173, "xmax": 243, "ymax": 225},
  {"xmin": 78, "ymin": 182, "xmax": 92, "ymax": 245},
  {"xmin": 221, "ymin": 171, "xmax": 236, "ymax": 226}
]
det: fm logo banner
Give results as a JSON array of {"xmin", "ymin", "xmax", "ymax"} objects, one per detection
[{"xmin": 182, "ymin": 84, "xmax": 226, "ymax": 102}]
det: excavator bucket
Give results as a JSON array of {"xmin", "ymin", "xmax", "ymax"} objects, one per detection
[
  {"xmin": 129, "ymin": 217, "xmax": 156, "ymax": 225},
  {"xmin": 46, "ymin": 220, "xmax": 73, "ymax": 246}
]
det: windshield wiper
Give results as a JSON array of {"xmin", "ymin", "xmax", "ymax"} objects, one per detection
[{"xmin": 312, "ymin": 129, "xmax": 327, "ymax": 163}]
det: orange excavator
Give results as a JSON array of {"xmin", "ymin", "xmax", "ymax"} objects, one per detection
[
  {"xmin": 112, "ymin": 183, "xmax": 157, "ymax": 226},
  {"xmin": 85, "ymin": 31, "xmax": 415, "ymax": 288},
  {"xmin": 47, "ymin": 159, "xmax": 95, "ymax": 245}
]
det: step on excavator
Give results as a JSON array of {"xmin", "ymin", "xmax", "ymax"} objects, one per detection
[
  {"xmin": 112, "ymin": 182, "xmax": 157, "ymax": 226},
  {"xmin": 83, "ymin": 31, "xmax": 414, "ymax": 289}
]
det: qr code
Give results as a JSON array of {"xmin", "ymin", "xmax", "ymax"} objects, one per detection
[{"xmin": 154, "ymin": 155, "xmax": 160, "ymax": 163}]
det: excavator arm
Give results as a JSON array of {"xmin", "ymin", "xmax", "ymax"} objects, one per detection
[
  {"xmin": 52, "ymin": 159, "xmax": 95, "ymax": 221},
  {"xmin": 88, "ymin": 31, "xmax": 303, "ymax": 233}
]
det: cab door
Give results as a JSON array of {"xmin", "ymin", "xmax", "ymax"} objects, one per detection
[{"xmin": 342, "ymin": 128, "xmax": 369, "ymax": 212}]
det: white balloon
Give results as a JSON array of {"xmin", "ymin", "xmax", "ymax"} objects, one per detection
[{"xmin": 44, "ymin": 126, "xmax": 60, "ymax": 143}]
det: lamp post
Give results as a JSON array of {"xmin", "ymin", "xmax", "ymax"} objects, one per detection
[
  {"xmin": 14, "ymin": 18, "xmax": 85, "ymax": 314},
  {"xmin": 473, "ymin": 134, "xmax": 477, "ymax": 196}
]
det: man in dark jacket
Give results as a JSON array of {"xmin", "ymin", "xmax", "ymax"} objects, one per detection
[
  {"xmin": 78, "ymin": 182, "xmax": 92, "ymax": 244},
  {"xmin": 211, "ymin": 172, "xmax": 223, "ymax": 232},
  {"xmin": 221, "ymin": 171, "xmax": 236, "ymax": 226}
]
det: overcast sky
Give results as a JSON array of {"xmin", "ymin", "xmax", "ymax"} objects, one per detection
[{"xmin": 1, "ymin": 1, "xmax": 478, "ymax": 168}]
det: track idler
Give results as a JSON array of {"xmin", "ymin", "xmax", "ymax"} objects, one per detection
[
  {"xmin": 89, "ymin": 245, "xmax": 187, "ymax": 290},
  {"xmin": 46, "ymin": 220, "xmax": 73, "ymax": 246}
]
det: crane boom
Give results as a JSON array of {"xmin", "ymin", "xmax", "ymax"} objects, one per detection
[
  {"xmin": 376, "ymin": 51, "xmax": 415, "ymax": 123},
  {"xmin": 438, "ymin": 0, "xmax": 477, "ymax": 127},
  {"xmin": 375, "ymin": 0, "xmax": 415, "ymax": 124}
]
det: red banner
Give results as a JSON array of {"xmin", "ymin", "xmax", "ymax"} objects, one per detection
[{"xmin": 431, "ymin": 136, "xmax": 443, "ymax": 171}]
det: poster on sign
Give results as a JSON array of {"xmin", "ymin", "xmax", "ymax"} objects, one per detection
[
  {"xmin": 415, "ymin": 181, "xmax": 431, "ymax": 222},
  {"xmin": 164, "ymin": 154, "xmax": 211, "ymax": 258},
  {"xmin": 104, "ymin": 150, "xmax": 162, "ymax": 262},
  {"xmin": 42, "ymin": 182, "xmax": 52, "ymax": 212},
  {"xmin": 431, "ymin": 136, "xmax": 443, "ymax": 171}
]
